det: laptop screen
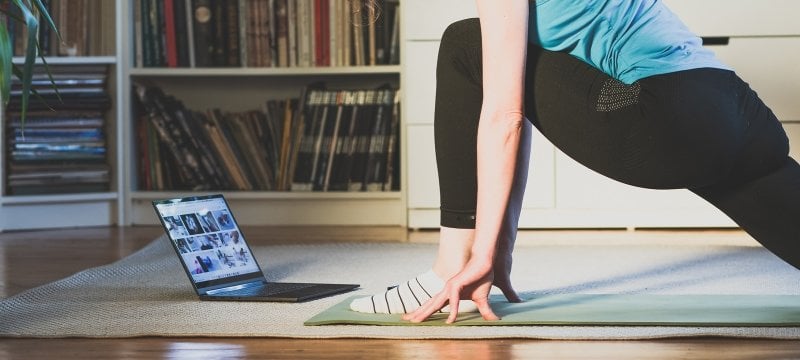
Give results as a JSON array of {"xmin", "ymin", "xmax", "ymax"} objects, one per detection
[{"xmin": 153, "ymin": 194, "xmax": 263, "ymax": 289}]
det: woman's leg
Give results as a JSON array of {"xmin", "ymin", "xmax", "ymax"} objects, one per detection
[
  {"xmin": 689, "ymin": 75, "xmax": 800, "ymax": 269},
  {"xmin": 434, "ymin": 18, "xmax": 532, "ymax": 300},
  {"xmin": 350, "ymin": 18, "xmax": 530, "ymax": 313},
  {"xmin": 529, "ymin": 48, "xmax": 800, "ymax": 270}
]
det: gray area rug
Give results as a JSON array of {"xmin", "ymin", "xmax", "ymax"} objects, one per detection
[{"xmin": 1, "ymin": 235, "xmax": 799, "ymax": 339}]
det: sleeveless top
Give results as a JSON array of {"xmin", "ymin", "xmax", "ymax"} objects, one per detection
[{"xmin": 529, "ymin": 0, "xmax": 731, "ymax": 84}]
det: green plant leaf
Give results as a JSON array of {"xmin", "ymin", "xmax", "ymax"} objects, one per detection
[
  {"xmin": 31, "ymin": 0, "xmax": 60, "ymax": 41},
  {"xmin": 0, "ymin": 16, "xmax": 12, "ymax": 109},
  {"xmin": 36, "ymin": 41, "xmax": 61, "ymax": 102},
  {"xmin": 10, "ymin": 0, "xmax": 40, "ymax": 125}
]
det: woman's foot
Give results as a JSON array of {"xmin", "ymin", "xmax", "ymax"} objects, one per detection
[{"xmin": 349, "ymin": 269, "xmax": 478, "ymax": 314}]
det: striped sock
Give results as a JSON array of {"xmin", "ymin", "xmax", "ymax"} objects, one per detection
[{"xmin": 349, "ymin": 269, "xmax": 477, "ymax": 314}]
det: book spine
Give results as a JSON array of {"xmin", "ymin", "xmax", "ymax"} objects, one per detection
[
  {"xmin": 351, "ymin": 0, "xmax": 363, "ymax": 66},
  {"xmin": 226, "ymin": 0, "xmax": 241, "ymax": 66},
  {"xmin": 154, "ymin": 0, "xmax": 167, "ymax": 65},
  {"xmin": 383, "ymin": 89, "xmax": 401, "ymax": 190},
  {"xmin": 389, "ymin": 0, "xmax": 400, "ymax": 64},
  {"xmin": 267, "ymin": 0, "xmax": 277, "ymax": 67},
  {"xmin": 313, "ymin": 0, "xmax": 321, "ymax": 67},
  {"xmin": 328, "ymin": 0, "xmax": 337, "ymax": 67},
  {"xmin": 363, "ymin": 89, "xmax": 385, "ymax": 191},
  {"xmin": 173, "ymin": 0, "xmax": 191, "ymax": 67},
  {"xmin": 287, "ymin": 0, "xmax": 297, "ymax": 67},
  {"xmin": 367, "ymin": 0, "xmax": 376, "ymax": 65},
  {"xmin": 295, "ymin": 0, "xmax": 307, "ymax": 67},
  {"xmin": 163, "ymin": 0, "xmax": 178, "ymax": 67},
  {"xmin": 211, "ymin": 0, "xmax": 227, "ymax": 66},
  {"xmin": 134, "ymin": 0, "xmax": 144, "ymax": 67},
  {"xmin": 238, "ymin": 0, "xmax": 248, "ymax": 67},
  {"xmin": 275, "ymin": 0, "xmax": 288, "ymax": 67},
  {"xmin": 192, "ymin": 0, "xmax": 213, "ymax": 67},
  {"xmin": 322, "ymin": 90, "xmax": 344, "ymax": 191},
  {"xmin": 342, "ymin": 0, "xmax": 351, "ymax": 66},
  {"xmin": 185, "ymin": 0, "xmax": 196, "ymax": 67},
  {"xmin": 348, "ymin": 90, "xmax": 370, "ymax": 191},
  {"xmin": 248, "ymin": 0, "xmax": 259, "ymax": 67}
]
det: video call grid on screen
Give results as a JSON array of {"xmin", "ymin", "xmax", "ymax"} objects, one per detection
[{"xmin": 155, "ymin": 197, "xmax": 260, "ymax": 283}]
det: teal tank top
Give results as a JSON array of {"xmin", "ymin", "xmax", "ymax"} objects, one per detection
[{"xmin": 529, "ymin": 0, "xmax": 731, "ymax": 84}]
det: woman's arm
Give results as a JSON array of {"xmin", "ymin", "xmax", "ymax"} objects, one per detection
[
  {"xmin": 404, "ymin": 0, "xmax": 530, "ymax": 323},
  {"xmin": 472, "ymin": 0, "xmax": 530, "ymax": 271}
]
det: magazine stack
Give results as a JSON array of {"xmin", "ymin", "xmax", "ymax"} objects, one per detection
[{"xmin": 4, "ymin": 65, "xmax": 112, "ymax": 196}]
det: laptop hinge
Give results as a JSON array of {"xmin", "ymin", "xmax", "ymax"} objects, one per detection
[{"xmin": 199, "ymin": 278, "xmax": 265, "ymax": 295}]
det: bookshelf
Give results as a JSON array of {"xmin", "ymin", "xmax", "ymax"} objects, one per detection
[
  {"xmin": 120, "ymin": 0, "xmax": 406, "ymax": 227},
  {"xmin": 0, "ymin": 0, "xmax": 125, "ymax": 231}
]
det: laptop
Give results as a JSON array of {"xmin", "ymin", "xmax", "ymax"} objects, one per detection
[{"xmin": 153, "ymin": 194, "xmax": 360, "ymax": 302}]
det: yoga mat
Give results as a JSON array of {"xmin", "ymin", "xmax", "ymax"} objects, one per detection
[{"xmin": 306, "ymin": 294, "xmax": 800, "ymax": 326}]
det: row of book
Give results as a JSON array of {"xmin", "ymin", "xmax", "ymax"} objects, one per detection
[
  {"xmin": 133, "ymin": 83, "xmax": 400, "ymax": 192},
  {"xmin": 133, "ymin": 0, "xmax": 400, "ymax": 68},
  {"xmin": 4, "ymin": 65, "xmax": 112, "ymax": 196},
  {"xmin": 2, "ymin": 0, "xmax": 116, "ymax": 57}
]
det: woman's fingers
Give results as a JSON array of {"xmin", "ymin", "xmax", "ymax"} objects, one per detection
[
  {"xmin": 402, "ymin": 291, "xmax": 447, "ymax": 323},
  {"xmin": 475, "ymin": 298, "xmax": 500, "ymax": 321},
  {"xmin": 445, "ymin": 291, "xmax": 461, "ymax": 324}
]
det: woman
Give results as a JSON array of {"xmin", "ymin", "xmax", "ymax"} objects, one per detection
[{"xmin": 350, "ymin": 0, "xmax": 800, "ymax": 323}]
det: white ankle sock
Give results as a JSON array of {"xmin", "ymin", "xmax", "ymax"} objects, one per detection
[{"xmin": 349, "ymin": 270, "xmax": 477, "ymax": 314}]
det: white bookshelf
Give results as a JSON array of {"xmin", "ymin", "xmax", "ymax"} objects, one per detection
[{"xmin": 0, "ymin": 1, "xmax": 124, "ymax": 232}]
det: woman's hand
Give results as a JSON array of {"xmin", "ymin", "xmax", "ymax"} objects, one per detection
[
  {"xmin": 402, "ymin": 259, "xmax": 500, "ymax": 324},
  {"xmin": 492, "ymin": 235, "xmax": 522, "ymax": 303}
]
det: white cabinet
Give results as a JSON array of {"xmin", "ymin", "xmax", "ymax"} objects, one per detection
[{"xmin": 404, "ymin": 0, "xmax": 800, "ymax": 229}]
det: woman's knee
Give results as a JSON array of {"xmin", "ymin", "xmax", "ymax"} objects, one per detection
[
  {"xmin": 437, "ymin": 19, "xmax": 483, "ymax": 84},
  {"xmin": 440, "ymin": 18, "xmax": 481, "ymax": 49}
]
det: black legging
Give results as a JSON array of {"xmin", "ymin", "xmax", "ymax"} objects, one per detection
[{"xmin": 435, "ymin": 18, "xmax": 800, "ymax": 270}]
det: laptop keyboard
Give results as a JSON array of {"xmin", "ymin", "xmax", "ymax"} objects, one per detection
[{"xmin": 222, "ymin": 282, "xmax": 316, "ymax": 296}]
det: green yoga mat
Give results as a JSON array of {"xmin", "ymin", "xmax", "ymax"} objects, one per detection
[{"xmin": 305, "ymin": 294, "xmax": 800, "ymax": 327}]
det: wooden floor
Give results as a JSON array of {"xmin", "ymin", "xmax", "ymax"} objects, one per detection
[{"xmin": 0, "ymin": 226, "xmax": 798, "ymax": 360}]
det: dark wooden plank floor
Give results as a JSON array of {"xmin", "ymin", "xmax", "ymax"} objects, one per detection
[{"xmin": 0, "ymin": 226, "xmax": 798, "ymax": 359}]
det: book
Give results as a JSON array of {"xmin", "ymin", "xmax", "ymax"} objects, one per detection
[
  {"xmin": 211, "ymin": 0, "xmax": 227, "ymax": 66},
  {"xmin": 192, "ymin": 0, "xmax": 214, "ymax": 67},
  {"xmin": 238, "ymin": 0, "xmax": 248, "ymax": 67},
  {"xmin": 225, "ymin": 0, "xmax": 241, "ymax": 66},
  {"xmin": 173, "ymin": 0, "xmax": 191, "ymax": 67},
  {"xmin": 163, "ymin": 0, "xmax": 179, "ymax": 67},
  {"xmin": 275, "ymin": 0, "xmax": 289, "ymax": 67}
]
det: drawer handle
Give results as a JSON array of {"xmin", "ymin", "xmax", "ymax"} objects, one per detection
[{"xmin": 701, "ymin": 37, "xmax": 730, "ymax": 46}]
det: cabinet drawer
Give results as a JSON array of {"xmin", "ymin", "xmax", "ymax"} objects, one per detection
[
  {"xmin": 407, "ymin": 125, "xmax": 440, "ymax": 208},
  {"xmin": 786, "ymin": 123, "xmax": 800, "ymax": 161},
  {"xmin": 711, "ymin": 37, "xmax": 800, "ymax": 121},
  {"xmin": 664, "ymin": 0, "xmax": 800, "ymax": 37}
]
